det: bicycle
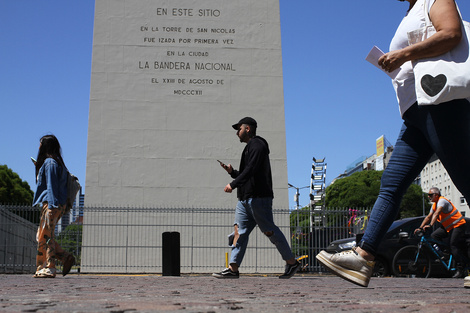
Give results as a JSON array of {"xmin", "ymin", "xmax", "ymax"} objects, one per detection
[{"xmin": 392, "ymin": 229, "xmax": 467, "ymax": 278}]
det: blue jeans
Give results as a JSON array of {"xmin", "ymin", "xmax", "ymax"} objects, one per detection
[
  {"xmin": 360, "ymin": 99, "xmax": 470, "ymax": 255},
  {"xmin": 230, "ymin": 197, "xmax": 294, "ymax": 266}
]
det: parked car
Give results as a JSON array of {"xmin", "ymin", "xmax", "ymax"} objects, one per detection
[{"xmin": 325, "ymin": 216, "xmax": 470, "ymax": 277}]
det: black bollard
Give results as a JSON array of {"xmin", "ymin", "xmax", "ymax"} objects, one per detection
[{"xmin": 162, "ymin": 231, "xmax": 180, "ymax": 276}]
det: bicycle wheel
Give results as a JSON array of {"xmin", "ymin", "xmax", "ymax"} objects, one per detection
[{"xmin": 392, "ymin": 245, "xmax": 431, "ymax": 278}]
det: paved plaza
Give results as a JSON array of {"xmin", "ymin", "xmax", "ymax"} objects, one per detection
[{"xmin": 1, "ymin": 273, "xmax": 470, "ymax": 312}]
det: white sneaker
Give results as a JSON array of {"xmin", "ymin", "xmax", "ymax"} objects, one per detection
[
  {"xmin": 316, "ymin": 247, "xmax": 375, "ymax": 287},
  {"xmin": 464, "ymin": 276, "xmax": 470, "ymax": 288}
]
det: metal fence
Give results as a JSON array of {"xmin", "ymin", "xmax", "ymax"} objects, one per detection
[
  {"xmin": 0, "ymin": 206, "xmax": 37, "ymax": 273},
  {"xmin": 0, "ymin": 205, "xmax": 370, "ymax": 274}
]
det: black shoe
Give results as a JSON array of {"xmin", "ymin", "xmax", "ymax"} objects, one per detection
[
  {"xmin": 62, "ymin": 254, "xmax": 75, "ymax": 277},
  {"xmin": 212, "ymin": 268, "xmax": 239, "ymax": 279},
  {"xmin": 279, "ymin": 260, "xmax": 301, "ymax": 279}
]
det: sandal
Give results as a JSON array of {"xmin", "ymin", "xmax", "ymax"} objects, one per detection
[{"xmin": 33, "ymin": 268, "xmax": 56, "ymax": 278}]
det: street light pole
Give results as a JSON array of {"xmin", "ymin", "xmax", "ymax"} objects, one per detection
[
  {"xmin": 288, "ymin": 183, "xmax": 310, "ymax": 210},
  {"xmin": 288, "ymin": 183, "xmax": 300, "ymax": 210},
  {"xmin": 288, "ymin": 183, "xmax": 310, "ymax": 260}
]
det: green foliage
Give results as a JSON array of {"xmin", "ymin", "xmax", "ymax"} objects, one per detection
[
  {"xmin": 0, "ymin": 165, "xmax": 34, "ymax": 204},
  {"xmin": 325, "ymin": 170, "xmax": 428, "ymax": 218},
  {"xmin": 325, "ymin": 171, "xmax": 382, "ymax": 208},
  {"xmin": 57, "ymin": 224, "xmax": 82, "ymax": 265},
  {"xmin": 289, "ymin": 206, "xmax": 311, "ymax": 234},
  {"xmin": 399, "ymin": 183, "xmax": 430, "ymax": 218},
  {"xmin": 289, "ymin": 206, "xmax": 311, "ymax": 257}
]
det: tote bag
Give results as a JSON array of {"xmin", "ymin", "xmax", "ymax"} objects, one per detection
[{"xmin": 408, "ymin": 0, "xmax": 470, "ymax": 105}]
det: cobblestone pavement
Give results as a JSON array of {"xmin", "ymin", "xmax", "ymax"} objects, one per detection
[{"xmin": 1, "ymin": 273, "xmax": 470, "ymax": 312}]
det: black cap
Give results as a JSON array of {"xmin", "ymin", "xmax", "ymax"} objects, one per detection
[{"xmin": 232, "ymin": 117, "xmax": 257, "ymax": 130}]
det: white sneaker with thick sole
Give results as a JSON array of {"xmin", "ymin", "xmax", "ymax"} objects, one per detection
[
  {"xmin": 464, "ymin": 276, "xmax": 470, "ymax": 288},
  {"xmin": 316, "ymin": 248, "xmax": 374, "ymax": 287}
]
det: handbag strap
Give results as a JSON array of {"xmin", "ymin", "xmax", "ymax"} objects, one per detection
[{"xmin": 423, "ymin": 0, "xmax": 431, "ymax": 26}]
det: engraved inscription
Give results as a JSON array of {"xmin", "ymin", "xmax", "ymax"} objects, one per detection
[{"xmin": 137, "ymin": 7, "xmax": 238, "ymax": 97}]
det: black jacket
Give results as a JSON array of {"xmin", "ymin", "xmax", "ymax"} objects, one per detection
[{"xmin": 229, "ymin": 136, "xmax": 274, "ymax": 200}]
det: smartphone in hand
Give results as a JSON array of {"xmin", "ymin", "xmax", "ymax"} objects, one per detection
[
  {"xmin": 31, "ymin": 157, "xmax": 37, "ymax": 164},
  {"xmin": 217, "ymin": 160, "xmax": 229, "ymax": 170}
]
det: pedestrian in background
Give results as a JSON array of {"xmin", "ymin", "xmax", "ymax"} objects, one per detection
[
  {"xmin": 32, "ymin": 134, "xmax": 75, "ymax": 278},
  {"xmin": 212, "ymin": 117, "xmax": 301, "ymax": 279},
  {"xmin": 317, "ymin": 0, "xmax": 470, "ymax": 287}
]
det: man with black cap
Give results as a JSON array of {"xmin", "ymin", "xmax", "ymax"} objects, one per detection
[{"xmin": 212, "ymin": 117, "xmax": 301, "ymax": 279}]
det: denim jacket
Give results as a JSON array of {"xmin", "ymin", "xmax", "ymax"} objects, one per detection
[{"xmin": 32, "ymin": 158, "xmax": 67, "ymax": 208}]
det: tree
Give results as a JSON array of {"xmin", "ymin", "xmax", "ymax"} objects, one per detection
[
  {"xmin": 325, "ymin": 171, "xmax": 382, "ymax": 208},
  {"xmin": 57, "ymin": 224, "xmax": 82, "ymax": 265},
  {"xmin": 289, "ymin": 206, "xmax": 311, "ymax": 257},
  {"xmin": 398, "ymin": 183, "xmax": 429, "ymax": 218},
  {"xmin": 325, "ymin": 170, "xmax": 430, "ymax": 218},
  {"xmin": 0, "ymin": 165, "xmax": 34, "ymax": 204},
  {"xmin": 290, "ymin": 206, "xmax": 311, "ymax": 234}
]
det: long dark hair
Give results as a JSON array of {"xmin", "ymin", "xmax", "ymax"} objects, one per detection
[{"xmin": 35, "ymin": 134, "xmax": 66, "ymax": 181}]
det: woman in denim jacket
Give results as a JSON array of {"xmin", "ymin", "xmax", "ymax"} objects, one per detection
[{"xmin": 32, "ymin": 135, "xmax": 75, "ymax": 278}]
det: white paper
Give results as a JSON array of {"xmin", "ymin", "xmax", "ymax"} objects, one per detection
[{"xmin": 365, "ymin": 46, "xmax": 399, "ymax": 79}]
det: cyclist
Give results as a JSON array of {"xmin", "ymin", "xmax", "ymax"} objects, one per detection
[{"xmin": 414, "ymin": 187, "xmax": 467, "ymax": 278}]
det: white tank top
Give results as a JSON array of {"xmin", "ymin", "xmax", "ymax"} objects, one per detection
[{"xmin": 390, "ymin": 0, "xmax": 435, "ymax": 116}]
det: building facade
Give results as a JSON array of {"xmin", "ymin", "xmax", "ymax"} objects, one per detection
[{"xmin": 419, "ymin": 154, "xmax": 468, "ymax": 216}]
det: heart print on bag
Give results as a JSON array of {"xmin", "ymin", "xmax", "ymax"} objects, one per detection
[{"xmin": 421, "ymin": 74, "xmax": 447, "ymax": 97}]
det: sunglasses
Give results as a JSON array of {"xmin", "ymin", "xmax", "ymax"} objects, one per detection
[{"xmin": 427, "ymin": 193, "xmax": 437, "ymax": 197}]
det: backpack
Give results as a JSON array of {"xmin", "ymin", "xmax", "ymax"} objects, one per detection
[{"xmin": 66, "ymin": 171, "xmax": 81, "ymax": 213}]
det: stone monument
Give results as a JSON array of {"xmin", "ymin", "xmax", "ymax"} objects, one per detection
[{"xmin": 83, "ymin": 0, "xmax": 289, "ymax": 273}]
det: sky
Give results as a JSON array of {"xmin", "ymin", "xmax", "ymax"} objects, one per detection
[{"xmin": 2, "ymin": 1, "xmax": 469, "ymax": 209}]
